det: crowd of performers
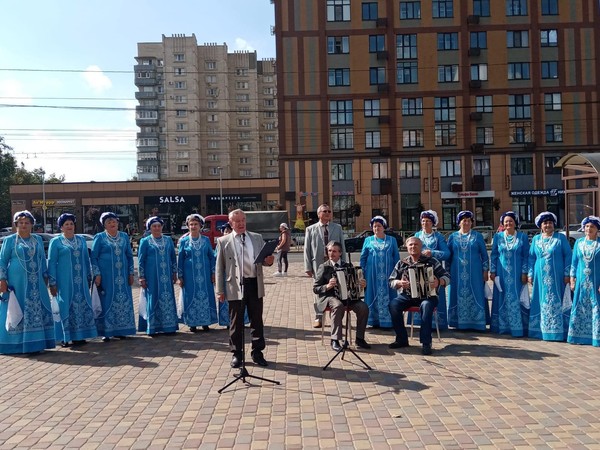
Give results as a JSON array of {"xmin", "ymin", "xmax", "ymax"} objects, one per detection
[{"xmin": 0, "ymin": 206, "xmax": 599, "ymax": 357}]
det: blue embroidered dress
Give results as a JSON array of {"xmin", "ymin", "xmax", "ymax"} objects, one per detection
[
  {"xmin": 48, "ymin": 234, "xmax": 98, "ymax": 343},
  {"xmin": 447, "ymin": 230, "xmax": 490, "ymax": 330},
  {"xmin": 490, "ymin": 231, "xmax": 530, "ymax": 336},
  {"xmin": 359, "ymin": 235, "xmax": 400, "ymax": 328},
  {"xmin": 91, "ymin": 231, "xmax": 136, "ymax": 337},
  {"xmin": 411, "ymin": 230, "xmax": 451, "ymax": 330},
  {"xmin": 177, "ymin": 234, "xmax": 218, "ymax": 327},
  {"xmin": 137, "ymin": 235, "xmax": 179, "ymax": 334},
  {"xmin": 568, "ymin": 237, "xmax": 600, "ymax": 346},
  {"xmin": 0, "ymin": 234, "xmax": 55, "ymax": 353},
  {"xmin": 528, "ymin": 232, "xmax": 572, "ymax": 341}
]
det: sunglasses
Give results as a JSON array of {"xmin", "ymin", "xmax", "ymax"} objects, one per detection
[{"xmin": 321, "ymin": 210, "xmax": 332, "ymax": 213}]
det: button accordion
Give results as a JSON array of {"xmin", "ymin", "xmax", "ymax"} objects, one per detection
[
  {"xmin": 408, "ymin": 263, "xmax": 436, "ymax": 299},
  {"xmin": 334, "ymin": 265, "xmax": 364, "ymax": 302}
]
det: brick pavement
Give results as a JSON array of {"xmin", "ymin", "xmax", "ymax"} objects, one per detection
[{"xmin": 0, "ymin": 255, "xmax": 599, "ymax": 449}]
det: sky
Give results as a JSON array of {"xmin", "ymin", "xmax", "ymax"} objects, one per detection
[{"xmin": 0, "ymin": 0, "xmax": 276, "ymax": 182}]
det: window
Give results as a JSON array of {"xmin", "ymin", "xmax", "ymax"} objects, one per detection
[
  {"xmin": 364, "ymin": 99, "xmax": 380, "ymax": 117},
  {"xmin": 136, "ymin": 110, "xmax": 158, "ymax": 119},
  {"xmin": 175, "ymin": 122, "xmax": 187, "ymax": 131},
  {"xmin": 174, "ymin": 67, "xmax": 186, "ymax": 76},
  {"xmin": 509, "ymin": 122, "xmax": 533, "ymax": 143},
  {"xmin": 208, "ymin": 154, "xmax": 219, "ymax": 162},
  {"xmin": 265, "ymin": 123, "xmax": 276, "ymax": 130},
  {"xmin": 239, "ymin": 169, "xmax": 252, "ymax": 177},
  {"xmin": 508, "ymin": 62, "xmax": 530, "ymax": 80},
  {"xmin": 434, "ymin": 97, "xmax": 456, "ymax": 121},
  {"xmin": 403, "ymin": 129, "xmax": 424, "ymax": 147},
  {"xmin": 239, "ymin": 157, "xmax": 250, "ymax": 165},
  {"xmin": 507, "ymin": 31, "xmax": 529, "ymax": 48},
  {"xmin": 545, "ymin": 156, "xmax": 561, "ymax": 174},
  {"xmin": 433, "ymin": 0, "xmax": 453, "ymax": 18},
  {"xmin": 207, "ymin": 88, "xmax": 218, "ymax": 97},
  {"xmin": 207, "ymin": 128, "xmax": 218, "ymax": 135},
  {"xmin": 471, "ymin": 64, "xmax": 488, "ymax": 81},
  {"xmin": 176, "ymin": 151, "xmax": 189, "ymax": 159},
  {"xmin": 207, "ymin": 114, "xmax": 218, "ymax": 122},
  {"xmin": 473, "ymin": 0, "xmax": 490, "ymax": 16},
  {"xmin": 369, "ymin": 35, "xmax": 385, "ymax": 53},
  {"xmin": 174, "ymin": 53, "xmax": 185, "ymax": 62},
  {"xmin": 207, "ymin": 101, "xmax": 218, "ymax": 109},
  {"xmin": 175, "ymin": 110, "xmax": 187, "ymax": 117},
  {"xmin": 173, "ymin": 95, "xmax": 186, "ymax": 103},
  {"xmin": 400, "ymin": 2, "xmax": 421, "ymax": 19},
  {"xmin": 437, "ymin": 33, "xmax": 458, "ymax": 50},
  {"xmin": 400, "ymin": 161, "xmax": 420, "ymax": 178},
  {"xmin": 137, "ymin": 138, "xmax": 158, "ymax": 146},
  {"xmin": 441, "ymin": 160, "xmax": 461, "ymax": 177},
  {"xmin": 362, "ymin": 2, "xmax": 378, "ymax": 20},
  {"xmin": 238, "ymin": 119, "xmax": 250, "ymax": 126},
  {"xmin": 327, "ymin": 0, "xmax": 350, "ymax": 21},
  {"xmin": 236, "ymin": 94, "xmax": 250, "ymax": 102},
  {"xmin": 544, "ymin": 93, "xmax": 562, "ymax": 111},
  {"xmin": 328, "ymin": 68, "xmax": 350, "ymax": 86},
  {"xmin": 372, "ymin": 162, "xmax": 388, "ymax": 179},
  {"xmin": 264, "ymin": 99, "xmax": 275, "ymax": 107},
  {"xmin": 541, "ymin": 30, "xmax": 558, "ymax": 47},
  {"xmin": 174, "ymin": 81, "xmax": 186, "ymax": 89},
  {"xmin": 476, "ymin": 127, "xmax": 494, "ymax": 144},
  {"xmin": 208, "ymin": 141, "xmax": 218, "ymax": 149},
  {"xmin": 508, "ymin": 95, "xmax": 531, "ymax": 119},
  {"xmin": 177, "ymin": 165, "xmax": 189, "ymax": 173},
  {"xmin": 236, "ymin": 81, "xmax": 249, "ymax": 89},
  {"xmin": 470, "ymin": 32, "xmax": 487, "ymax": 49},
  {"xmin": 136, "ymin": 71, "xmax": 151, "ymax": 79},
  {"xmin": 435, "ymin": 124, "xmax": 457, "ymax": 146},
  {"xmin": 396, "ymin": 34, "xmax": 417, "ymax": 59},
  {"xmin": 541, "ymin": 61, "xmax": 558, "ymax": 79},
  {"xmin": 541, "ymin": 0, "xmax": 558, "ymax": 15},
  {"xmin": 332, "ymin": 163, "xmax": 353, "ymax": 180},
  {"xmin": 236, "ymin": 68, "xmax": 248, "ymax": 76},
  {"xmin": 397, "ymin": 62, "xmax": 418, "ymax": 84},
  {"xmin": 205, "ymin": 61, "xmax": 216, "ymax": 70},
  {"xmin": 511, "ymin": 157, "xmax": 533, "ymax": 175},
  {"xmin": 327, "ymin": 36, "xmax": 350, "ymax": 54},
  {"xmin": 176, "ymin": 137, "xmax": 188, "ymax": 145},
  {"xmin": 438, "ymin": 65, "xmax": 459, "ymax": 82},
  {"xmin": 330, "ymin": 128, "xmax": 354, "ymax": 150},
  {"xmin": 365, "ymin": 131, "xmax": 381, "ymax": 149},
  {"xmin": 506, "ymin": 0, "xmax": 527, "ymax": 16},
  {"xmin": 476, "ymin": 95, "xmax": 493, "ymax": 113},
  {"xmin": 264, "ymin": 135, "xmax": 275, "ymax": 142},
  {"xmin": 402, "ymin": 98, "xmax": 423, "ymax": 115},
  {"xmin": 264, "ymin": 111, "xmax": 276, "ymax": 118},
  {"xmin": 239, "ymin": 132, "xmax": 251, "ymax": 139},
  {"xmin": 473, "ymin": 159, "xmax": 491, "ymax": 176},
  {"xmin": 369, "ymin": 67, "xmax": 386, "ymax": 85},
  {"xmin": 208, "ymin": 167, "xmax": 220, "ymax": 176},
  {"xmin": 545, "ymin": 124, "xmax": 563, "ymax": 143},
  {"xmin": 330, "ymin": 100, "xmax": 353, "ymax": 125}
]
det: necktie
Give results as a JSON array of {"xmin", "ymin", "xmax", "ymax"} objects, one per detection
[{"xmin": 323, "ymin": 224, "xmax": 329, "ymax": 260}]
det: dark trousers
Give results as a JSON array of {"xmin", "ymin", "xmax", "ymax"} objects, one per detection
[
  {"xmin": 389, "ymin": 295, "xmax": 438, "ymax": 346},
  {"xmin": 277, "ymin": 251, "xmax": 289, "ymax": 272},
  {"xmin": 228, "ymin": 278, "xmax": 265, "ymax": 356}
]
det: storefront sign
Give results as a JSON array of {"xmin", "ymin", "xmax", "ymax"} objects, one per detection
[
  {"xmin": 207, "ymin": 194, "xmax": 261, "ymax": 202},
  {"xmin": 441, "ymin": 190, "xmax": 495, "ymax": 199},
  {"xmin": 333, "ymin": 191, "xmax": 354, "ymax": 196},
  {"xmin": 145, "ymin": 195, "xmax": 201, "ymax": 204},
  {"xmin": 32, "ymin": 199, "xmax": 76, "ymax": 207},
  {"xmin": 510, "ymin": 189, "xmax": 564, "ymax": 197}
]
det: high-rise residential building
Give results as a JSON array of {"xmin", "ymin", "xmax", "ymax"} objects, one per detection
[
  {"xmin": 134, "ymin": 34, "xmax": 278, "ymax": 182},
  {"xmin": 273, "ymin": 0, "xmax": 600, "ymax": 231}
]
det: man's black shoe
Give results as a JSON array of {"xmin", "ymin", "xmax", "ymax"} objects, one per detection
[
  {"xmin": 422, "ymin": 344, "xmax": 433, "ymax": 356},
  {"xmin": 388, "ymin": 341, "xmax": 409, "ymax": 349},
  {"xmin": 355, "ymin": 338, "xmax": 371, "ymax": 349},
  {"xmin": 251, "ymin": 351, "xmax": 269, "ymax": 367},
  {"xmin": 231, "ymin": 354, "xmax": 242, "ymax": 368},
  {"xmin": 331, "ymin": 339, "xmax": 342, "ymax": 351}
]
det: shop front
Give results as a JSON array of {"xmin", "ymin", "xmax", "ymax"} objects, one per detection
[
  {"xmin": 509, "ymin": 189, "xmax": 565, "ymax": 225},
  {"xmin": 143, "ymin": 195, "xmax": 201, "ymax": 234},
  {"xmin": 441, "ymin": 190, "xmax": 495, "ymax": 229},
  {"xmin": 206, "ymin": 194, "xmax": 263, "ymax": 215}
]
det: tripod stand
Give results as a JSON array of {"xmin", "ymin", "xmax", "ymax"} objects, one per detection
[
  {"xmin": 218, "ymin": 233, "xmax": 280, "ymax": 393},
  {"xmin": 322, "ymin": 299, "xmax": 372, "ymax": 371}
]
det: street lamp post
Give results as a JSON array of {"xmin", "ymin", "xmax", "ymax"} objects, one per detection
[
  {"xmin": 217, "ymin": 166, "xmax": 223, "ymax": 215},
  {"xmin": 427, "ymin": 159, "xmax": 432, "ymax": 209},
  {"xmin": 41, "ymin": 170, "xmax": 47, "ymax": 232}
]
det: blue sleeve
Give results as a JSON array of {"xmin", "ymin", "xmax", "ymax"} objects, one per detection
[
  {"xmin": 138, "ymin": 237, "xmax": 147, "ymax": 279},
  {"xmin": 519, "ymin": 232, "xmax": 529, "ymax": 274},
  {"xmin": 47, "ymin": 237, "xmax": 59, "ymax": 286},
  {"xmin": 359, "ymin": 237, "xmax": 370, "ymax": 269},
  {"xmin": 35, "ymin": 235, "xmax": 48, "ymax": 278},
  {"xmin": 177, "ymin": 237, "xmax": 186, "ymax": 279},
  {"xmin": 169, "ymin": 239, "xmax": 177, "ymax": 275},
  {"xmin": 124, "ymin": 232, "xmax": 134, "ymax": 276},
  {"xmin": 447, "ymin": 233, "xmax": 455, "ymax": 267},
  {"xmin": 528, "ymin": 236, "xmax": 537, "ymax": 279},
  {"xmin": 490, "ymin": 234, "xmax": 499, "ymax": 274},
  {"xmin": 432, "ymin": 233, "xmax": 450, "ymax": 261},
  {"xmin": 478, "ymin": 233, "xmax": 489, "ymax": 271},
  {"xmin": 0, "ymin": 235, "xmax": 13, "ymax": 281},
  {"xmin": 570, "ymin": 239, "xmax": 579, "ymax": 278},
  {"xmin": 560, "ymin": 234, "xmax": 572, "ymax": 277},
  {"xmin": 91, "ymin": 234, "xmax": 101, "ymax": 277}
]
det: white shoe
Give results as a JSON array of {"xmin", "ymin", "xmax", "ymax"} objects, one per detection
[{"xmin": 273, "ymin": 272, "xmax": 283, "ymax": 277}]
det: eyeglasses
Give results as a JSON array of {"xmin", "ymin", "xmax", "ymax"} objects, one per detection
[{"xmin": 321, "ymin": 210, "xmax": 332, "ymax": 213}]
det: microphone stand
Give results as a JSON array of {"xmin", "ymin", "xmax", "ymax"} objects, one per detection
[{"xmin": 219, "ymin": 232, "xmax": 280, "ymax": 393}]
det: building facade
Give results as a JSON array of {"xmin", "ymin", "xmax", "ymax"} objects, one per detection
[
  {"xmin": 134, "ymin": 35, "xmax": 278, "ymax": 181},
  {"xmin": 273, "ymin": 0, "xmax": 600, "ymax": 231}
]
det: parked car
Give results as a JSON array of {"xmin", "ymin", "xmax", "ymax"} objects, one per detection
[
  {"xmin": 472, "ymin": 226, "xmax": 494, "ymax": 244},
  {"xmin": 560, "ymin": 224, "xmax": 584, "ymax": 247},
  {"xmin": 80, "ymin": 233, "xmax": 95, "ymax": 255},
  {"xmin": 344, "ymin": 229, "xmax": 404, "ymax": 253},
  {"xmin": 518, "ymin": 223, "xmax": 540, "ymax": 242},
  {"xmin": 0, "ymin": 227, "xmax": 13, "ymax": 237}
]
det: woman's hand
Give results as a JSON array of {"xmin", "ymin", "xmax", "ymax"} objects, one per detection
[
  {"xmin": 488, "ymin": 272, "xmax": 494, "ymax": 282},
  {"xmin": 50, "ymin": 286, "xmax": 58, "ymax": 297},
  {"xmin": 521, "ymin": 274, "xmax": 528, "ymax": 285},
  {"xmin": 95, "ymin": 276, "xmax": 102, "ymax": 287},
  {"xmin": 0, "ymin": 280, "xmax": 7, "ymax": 294},
  {"xmin": 139, "ymin": 278, "xmax": 147, "ymax": 289},
  {"xmin": 177, "ymin": 278, "xmax": 184, "ymax": 288},
  {"xmin": 570, "ymin": 277, "xmax": 576, "ymax": 291}
]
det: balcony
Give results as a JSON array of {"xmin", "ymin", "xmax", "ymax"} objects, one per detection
[
  {"xmin": 135, "ymin": 91, "xmax": 157, "ymax": 100},
  {"xmin": 135, "ymin": 117, "xmax": 159, "ymax": 126},
  {"xmin": 134, "ymin": 77, "xmax": 158, "ymax": 87},
  {"xmin": 136, "ymin": 131, "xmax": 159, "ymax": 140}
]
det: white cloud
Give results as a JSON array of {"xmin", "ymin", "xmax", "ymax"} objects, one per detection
[
  {"xmin": 234, "ymin": 38, "xmax": 255, "ymax": 52},
  {"xmin": 82, "ymin": 65, "xmax": 112, "ymax": 93}
]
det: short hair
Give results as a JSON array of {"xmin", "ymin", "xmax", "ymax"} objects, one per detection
[
  {"xmin": 228, "ymin": 209, "xmax": 245, "ymax": 220},
  {"xmin": 326, "ymin": 241, "xmax": 343, "ymax": 252},
  {"xmin": 317, "ymin": 204, "xmax": 331, "ymax": 214},
  {"xmin": 405, "ymin": 236, "xmax": 423, "ymax": 246}
]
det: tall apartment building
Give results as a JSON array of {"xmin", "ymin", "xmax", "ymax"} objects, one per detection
[
  {"xmin": 134, "ymin": 34, "xmax": 278, "ymax": 182},
  {"xmin": 273, "ymin": 0, "xmax": 600, "ymax": 231}
]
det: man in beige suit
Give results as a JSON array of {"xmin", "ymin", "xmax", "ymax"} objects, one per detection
[{"xmin": 216, "ymin": 209, "xmax": 274, "ymax": 368}]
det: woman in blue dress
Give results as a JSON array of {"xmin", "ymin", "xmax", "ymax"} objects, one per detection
[
  {"xmin": 0, "ymin": 211, "xmax": 55, "ymax": 354},
  {"xmin": 91, "ymin": 212, "xmax": 136, "ymax": 341},
  {"xmin": 138, "ymin": 216, "xmax": 178, "ymax": 335},
  {"xmin": 48, "ymin": 213, "xmax": 97, "ymax": 347},
  {"xmin": 568, "ymin": 216, "xmax": 600, "ymax": 346},
  {"xmin": 447, "ymin": 210, "xmax": 490, "ymax": 331},
  {"xmin": 489, "ymin": 211, "xmax": 530, "ymax": 337},
  {"xmin": 413, "ymin": 210, "xmax": 450, "ymax": 330},
  {"xmin": 527, "ymin": 212, "xmax": 572, "ymax": 341},
  {"xmin": 177, "ymin": 214, "xmax": 217, "ymax": 332},
  {"xmin": 359, "ymin": 216, "xmax": 399, "ymax": 328}
]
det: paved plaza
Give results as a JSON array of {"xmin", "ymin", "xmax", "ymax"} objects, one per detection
[{"xmin": 0, "ymin": 253, "xmax": 599, "ymax": 449}]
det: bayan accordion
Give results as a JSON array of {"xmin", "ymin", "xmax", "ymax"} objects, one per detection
[
  {"xmin": 334, "ymin": 265, "xmax": 364, "ymax": 301},
  {"xmin": 408, "ymin": 263, "xmax": 436, "ymax": 299}
]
